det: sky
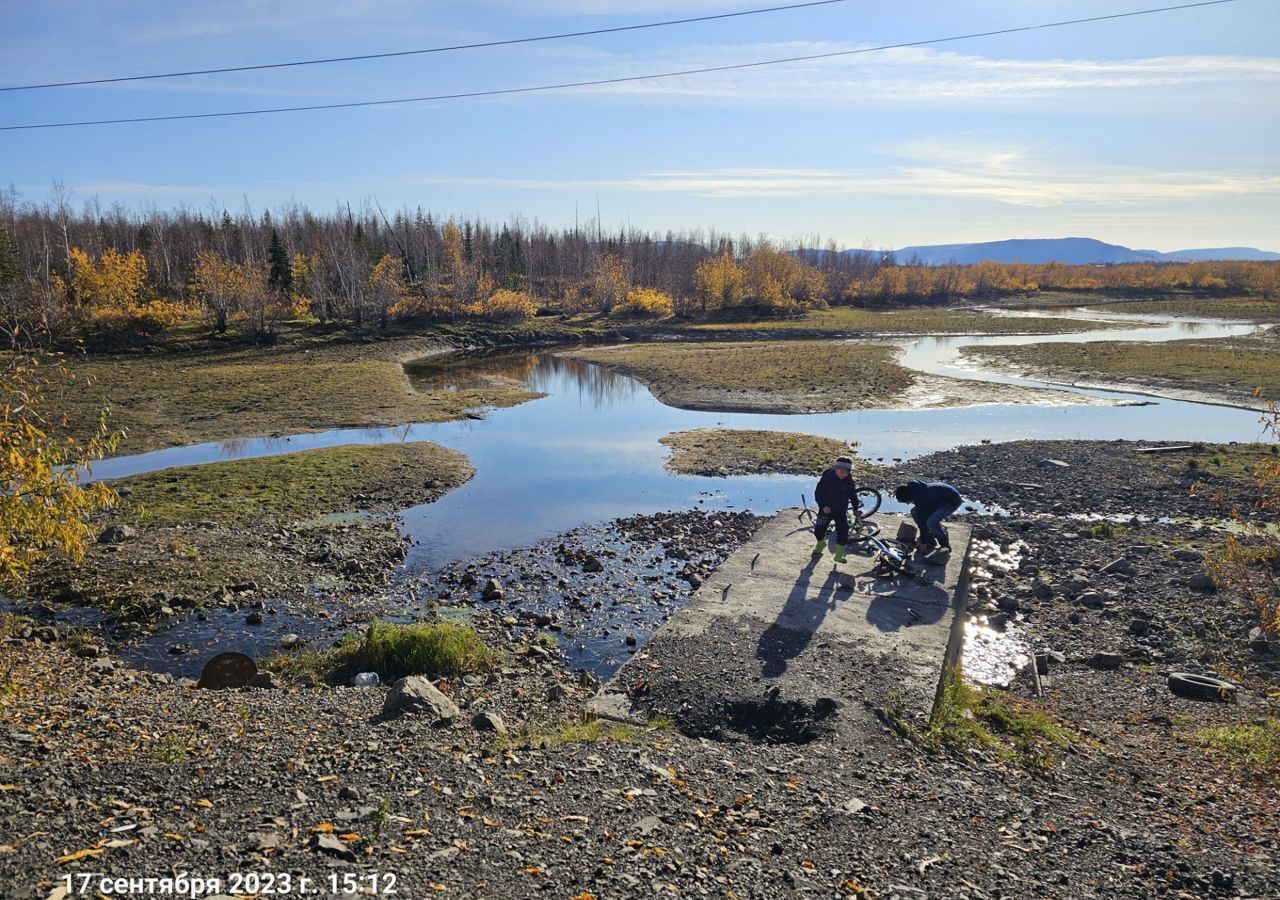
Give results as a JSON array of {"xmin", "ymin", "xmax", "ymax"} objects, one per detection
[{"xmin": 2, "ymin": 0, "xmax": 1278, "ymax": 251}]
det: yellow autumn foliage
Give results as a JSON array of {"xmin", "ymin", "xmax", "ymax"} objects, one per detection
[{"xmin": 0, "ymin": 351, "xmax": 119, "ymax": 584}]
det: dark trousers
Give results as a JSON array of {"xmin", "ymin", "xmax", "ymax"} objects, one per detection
[
  {"xmin": 814, "ymin": 509, "xmax": 849, "ymax": 545},
  {"xmin": 912, "ymin": 503, "xmax": 960, "ymax": 548}
]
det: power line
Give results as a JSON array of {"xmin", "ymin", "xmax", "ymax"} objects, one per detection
[
  {"xmin": 1, "ymin": 0, "xmax": 852, "ymax": 92},
  {"xmin": 0, "ymin": 1, "xmax": 1239, "ymax": 132}
]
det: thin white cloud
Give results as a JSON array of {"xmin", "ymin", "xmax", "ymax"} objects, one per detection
[
  {"xmin": 410, "ymin": 154, "xmax": 1280, "ymax": 208},
  {"xmin": 553, "ymin": 43, "xmax": 1280, "ymax": 105}
]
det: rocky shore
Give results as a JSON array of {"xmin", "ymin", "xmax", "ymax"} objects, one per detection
[{"xmin": 2, "ymin": 442, "xmax": 1278, "ymax": 897}]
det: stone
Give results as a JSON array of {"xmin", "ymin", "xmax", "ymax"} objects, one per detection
[
  {"xmin": 1041, "ymin": 458, "xmax": 1071, "ymax": 468},
  {"xmin": 97, "ymin": 524, "xmax": 137, "ymax": 544},
  {"xmin": 1248, "ymin": 627, "xmax": 1278, "ymax": 655},
  {"xmin": 308, "ymin": 833, "xmax": 357, "ymax": 862},
  {"xmin": 381, "ymin": 676, "xmax": 460, "ymax": 723},
  {"xmin": 279, "ymin": 633, "xmax": 300, "ymax": 649},
  {"xmin": 1128, "ymin": 618, "xmax": 1150, "ymax": 636},
  {"xmin": 895, "ymin": 522, "xmax": 918, "ymax": 544},
  {"xmin": 245, "ymin": 610, "xmax": 264, "ymax": 625},
  {"xmin": 1032, "ymin": 581, "xmax": 1053, "ymax": 600},
  {"xmin": 1076, "ymin": 591, "xmax": 1106, "ymax": 610},
  {"xmin": 482, "ymin": 578, "xmax": 504, "ymax": 601},
  {"xmin": 1173, "ymin": 549, "xmax": 1203, "ymax": 562},
  {"xmin": 249, "ymin": 671, "xmax": 281, "ymax": 690},
  {"xmin": 471, "ymin": 711, "xmax": 507, "ymax": 736},
  {"xmin": 338, "ymin": 785, "xmax": 361, "ymax": 801},
  {"xmin": 1101, "ymin": 558, "xmax": 1137, "ymax": 576},
  {"xmin": 1188, "ymin": 573, "xmax": 1216, "ymax": 592},
  {"xmin": 74, "ymin": 645, "xmax": 101, "ymax": 659},
  {"xmin": 841, "ymin": 797, "xmax": 869, "ymax": 815},
  {"xmin": 582, "ymin": 556, "xmax": 603, "ymax": 573},
  {"xmin": 995, "ymin": 595, "xmax": 1020, "ymax": 614},
  {"xmin": 1087, "ymin": 652, "xmax": 1126, "ymax": 671},
  {"xmin": 547, "ymin": 684, "xmax": 568, "ymax": 702}
]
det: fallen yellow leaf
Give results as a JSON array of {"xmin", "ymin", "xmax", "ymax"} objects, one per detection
[{"xmin": 56, "ymin": 847, "xmax": 104, "ymax": 864}]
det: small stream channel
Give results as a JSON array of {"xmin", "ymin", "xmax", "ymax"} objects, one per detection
[{"xmin": 67, "ymin": 309, "xmax": 1272, "ymax": 681}]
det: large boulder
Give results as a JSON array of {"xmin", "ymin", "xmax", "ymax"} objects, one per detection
[
  {"xmin": 97, "ymin": 524, "xmax": 137, "ymax": 544},
  {"xmin": 381, "ymin": 676, "xmax": 460, "ymax": 723}
]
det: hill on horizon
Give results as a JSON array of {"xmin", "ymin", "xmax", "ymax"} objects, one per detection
[{"xmin": 885, "ymin": 238, "xmax": 1280, "ymax": 266}]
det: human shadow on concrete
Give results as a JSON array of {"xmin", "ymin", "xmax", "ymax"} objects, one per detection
[
  {"xmin": 755, "ymin": 555, "xmax": 842, "ymax": 678},
  {"xmin": 863, "ymin": 570, "xmax": 951, "ymax": 633}
]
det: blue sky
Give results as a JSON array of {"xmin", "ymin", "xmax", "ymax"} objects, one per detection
[{"xmin": 2, "ymin": 0, "xmax": 1277, "ymax": 250}]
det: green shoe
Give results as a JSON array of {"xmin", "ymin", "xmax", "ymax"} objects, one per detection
[
  {"xmin": 812, "ymin": 539, "xmax": 826, "ymax": 557},
  {"xmin": 833, "ymin": 545, "xmax": 848, "ymax": 564}
]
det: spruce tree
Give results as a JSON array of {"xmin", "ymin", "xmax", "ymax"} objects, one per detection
[{"xmin": 267, "ymin": 228, "xmax": 293, "ymax": 295}]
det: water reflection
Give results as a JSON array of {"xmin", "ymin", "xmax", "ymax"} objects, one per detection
[
  {"xmin": 407, "ymin": 350, "xmax": 643, "ymax": 410},
  {"xmin": 85, "ymin": 310, "xmax": 1269, "ymax": 567}
]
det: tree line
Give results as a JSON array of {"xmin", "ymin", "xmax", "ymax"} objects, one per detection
[{"xmin": 0, "ymin": 189, "xmax": 1276, "ymax": 342}]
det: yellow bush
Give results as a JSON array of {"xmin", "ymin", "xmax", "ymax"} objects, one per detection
[
  {"xmin": 465, "ymin": 288, "xmax": 537, "ymax": 322},
  {"xmin": 618, "ymin": 287, "xmax": 675, "ymax": 318}
]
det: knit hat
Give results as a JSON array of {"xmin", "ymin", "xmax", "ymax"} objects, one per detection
[{"xmin": 832, "ymin": 457, "xmax": 854, "ymax": 471}]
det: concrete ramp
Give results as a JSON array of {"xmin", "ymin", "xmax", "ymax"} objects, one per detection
[{"xmin": 589, "ymin": 511, "xmax": 971, "ymax": 743}]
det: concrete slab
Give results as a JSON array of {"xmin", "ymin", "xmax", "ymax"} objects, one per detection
[{"xmin": 588, "ymin": 511, "xmax": 971, "ymax": 740}]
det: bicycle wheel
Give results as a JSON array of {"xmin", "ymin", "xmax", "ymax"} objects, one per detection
[
  {"xmin": 849, "ymin": 518, "xmax": 880, "ymax": 544},
  {"xmin": 855, "ymin": 488, "xmax": 882, "ymax": 517}
]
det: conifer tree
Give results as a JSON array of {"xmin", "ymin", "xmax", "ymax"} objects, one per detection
[{"xmin": 267, "ymin": 228, "xmax": 293, "ymax": 295}]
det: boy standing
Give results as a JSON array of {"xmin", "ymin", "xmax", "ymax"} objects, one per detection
[
  {"xmin": 813, "ymin": 456, "xmax": 857, "ymax": 563},
  {"xmin": 894, "ymin": 480, "xmax": 963, "ymax": 556}
]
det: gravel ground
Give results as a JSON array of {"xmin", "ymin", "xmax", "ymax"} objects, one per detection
[{"xmin": 2, "ymin": 443, "xmax": 1278, "ymax": 898}]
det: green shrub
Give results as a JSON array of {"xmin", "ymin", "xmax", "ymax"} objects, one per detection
[{"xmin": 263, "ymin": 620, "xmax": 494, "ymax": 683}]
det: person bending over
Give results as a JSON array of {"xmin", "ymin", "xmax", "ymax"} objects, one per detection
[
  {"xmin": 813, "ymin": 456, "xmax": 857, "ymax": 563},
  {"xmin": 894, "ymin": 480, "xmax": 963, "ymax": 556}
]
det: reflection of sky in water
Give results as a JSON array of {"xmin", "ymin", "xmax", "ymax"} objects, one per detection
[{"xmin": 86, "ymin": 311, "xmax": 1270, "ymax": 568}]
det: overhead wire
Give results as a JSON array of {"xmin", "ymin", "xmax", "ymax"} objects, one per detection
[
  {"xmin": 0, "ymin": 0, "xmax": 854, "ymax": 92},
  {"xmin": 0, "ymin": 1, "xmax": 1239, "ymax": 132}
]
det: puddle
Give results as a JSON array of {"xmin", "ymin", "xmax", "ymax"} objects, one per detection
[{"xmin": 962, "ymin": 538, "xmax": 1034, "ymax": 688}]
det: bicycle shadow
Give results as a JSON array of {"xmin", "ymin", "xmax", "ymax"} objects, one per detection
[{"xmin": 755, "ymin": 555, "xmax": 843, "ymax": 679}]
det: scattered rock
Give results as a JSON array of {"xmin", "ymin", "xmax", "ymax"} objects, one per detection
[
  {"xmin": 482, "ymin": 578, "xmax": 505, "ymax": 601},
  {"xmin": 382, "ymin": 676, "xmax": 460, "ymax": 723},
  {"xmin": 279, "ymin": 633, "xmax": 300, "ymax": 649},
  {"xmin": 1188, "ymin": 573, "xmax": 1216, "ymax": 592},
  {"xmin": 97, "ymin": 524, "xmax": 137, "ymax": 543},
  {"xmin": 1087, "ymin": 652, "xmax": 1127, "ymax": 671},
  {"xmin": 249, "ymin": 671, "xmax": 281, "ymax": 690},
  {"xmin": 1101, "ymin": 557, "xmax": 1137, "ymax": 576},
  {"xmin": 308, "ymin": 832, "xmax": 357, "ymax": 862},
  {"xmin": 471, "ymin": 711, "xmax": 508, "ymax": 736}
]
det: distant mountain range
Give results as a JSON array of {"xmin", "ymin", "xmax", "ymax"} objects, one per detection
[{"xmin": 885, "ymin": 238, "xmax": 1280, "ymax": 266}]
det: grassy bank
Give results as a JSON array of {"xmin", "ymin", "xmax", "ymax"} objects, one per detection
[
  {"xmin": 31, "ymin": 442, "xmax": 472, "ymax": 614},
  {"xmin": 49, "ymin": 335, "xmax": 542, "ymax": 455},
  {"xmin": 661, "ymin": 428, "xmax": 869, "ymax": 477},
  {"xmin": 684, "ymin": 303, "xmax": 1102, "ymax": 336},
  {"xmin": 119, "ymin": 441, "xmax": 472, "ymax": 527},
  {"xmin": 1077, "ymin": 297, "xmax": 1280, "ymax": 322},
  {"xmin": 566, "ymin": 341, "xmax": 915, "ymax": 413},
  {"xmin": 962, "ymin": 334, "xmax": 1280, "ymax": 407}
]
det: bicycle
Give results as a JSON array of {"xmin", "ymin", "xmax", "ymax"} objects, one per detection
[
  {"xmin": 800, "ymin": 484, "xmax": 920, "ymax": 577},
  {"xmin": 799, "ymin": 481, "xmax": 883, "ymax": 542}
]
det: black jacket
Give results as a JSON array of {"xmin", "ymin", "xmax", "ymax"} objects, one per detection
[
  {"xmin": 815, "ymin": 468, "xmax": 857, "ymax": 512},
  {"xmin": 902, "ymin": 480, "xmax": 962, "ymax": 517}
]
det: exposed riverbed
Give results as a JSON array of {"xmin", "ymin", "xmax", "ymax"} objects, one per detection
[{"xmin": 67, "ymin": 309, "xmax": 1273, "ymax": 676}]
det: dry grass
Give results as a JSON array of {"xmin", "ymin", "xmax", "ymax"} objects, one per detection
[
  {"xmin": 46, "ymin": 337, "xmax": 539, "ymax": 454},
  {"xmin": 660, "ymin": 428, "xmax": 870, "ymax": 477},
  {"xmin": 962, "ymin": 335, "xmax": 1280, "ymax": 402},
  {"xmin": 686, "ymin": 304, "xmax": 1098, "ymax": 336},
  {"xmin": 566, "ymin": 340, "xmax": 915, "ymax": 413},
  {"xmin": 117, "ymin": 442, "xmax": 473, "ymax": 527}
]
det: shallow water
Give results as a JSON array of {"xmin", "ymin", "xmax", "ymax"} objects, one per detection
[{"xmin": 85, "ymin": 309, "xmax": 1269, "ymax": 569}]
